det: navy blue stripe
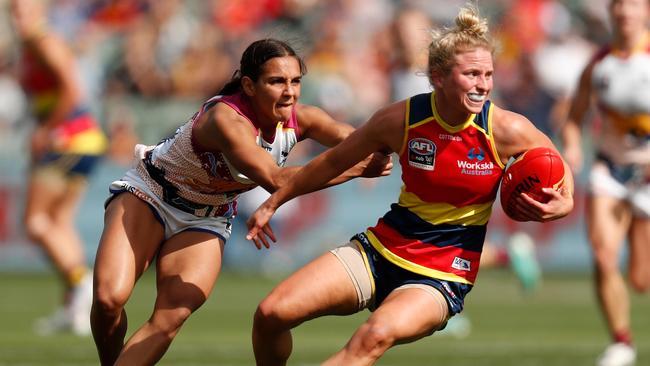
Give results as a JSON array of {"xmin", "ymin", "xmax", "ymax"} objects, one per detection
[
  {"xmin": 35, "ymin": 153, "xmax": 102, "ymax": 177},
  {"xmin": 408, "ymin": 93, "xmax": 433, "ymax": 126},
  {"xmin": 382, "ymin": 204, "xmax": 485, "ymax": 252},
  {"xmin": 352, "ymin": 232, "xmax": 472, "ymax": 315},
  {"xmin": 472, "ymin": 100, "xmax": 491, "ymax": 134},
  {"xmin": 68, "ymin": 107, "xmax": 90, "ymax": 119},
  {"xmin": 181, "ymin": 228, "xmax": 228, "ymax": 244},
  {"xmin": 595, "ymin": 152, "xmax": 636, "ymax": 183}
]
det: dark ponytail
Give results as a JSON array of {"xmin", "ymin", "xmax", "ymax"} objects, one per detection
[
  {"xmin": 218, "ymin": 70, "xmax": 243, "ymax": 96},
  {"xmin": 218, "ymin": 38, "xmax": 306, "ymax": 95}
]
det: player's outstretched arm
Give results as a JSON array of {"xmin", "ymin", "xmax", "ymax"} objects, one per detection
[{"xmin": 246, "ymin": 102, "xmax": 404, "ymax": 246}]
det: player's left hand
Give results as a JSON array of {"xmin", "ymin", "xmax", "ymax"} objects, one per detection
[
  {"xmin": 512, "ymin": 187, "xmax": 574, "ymax": 222},
  {"xmin": 246, "ymin": 202, "xmax": 277, "ymax": 249}
]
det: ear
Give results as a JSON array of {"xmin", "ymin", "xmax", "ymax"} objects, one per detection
[
  {"xmin": 241, "ymin": 76, "xmax": 255, "ymax": 96},
  {"xmin": 429, "ymin": 70, "xmax": 444, "ymax": 90}
]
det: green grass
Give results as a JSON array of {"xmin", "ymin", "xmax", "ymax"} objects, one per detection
[{"xmin": 1, "ymin": 270, "xmax": 649, "ymax": 365}]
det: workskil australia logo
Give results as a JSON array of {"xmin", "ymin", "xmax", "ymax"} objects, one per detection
[
  {"xmin": 408, "ymin": 138, "xmax": 436, "ymax": 171},
  {"xmin": 458, "ymin": 147, "xmax": 494, "ymax": 175}
]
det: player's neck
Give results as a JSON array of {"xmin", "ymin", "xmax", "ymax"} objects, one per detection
[{"xmin": 613, "ymin": 29, "xmax": 649, "ymax": 55}]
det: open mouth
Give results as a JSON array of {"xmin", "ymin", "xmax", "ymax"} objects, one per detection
[{"xmin": 276, "ymin": 101, "xmax": 293, "ymax": 109}]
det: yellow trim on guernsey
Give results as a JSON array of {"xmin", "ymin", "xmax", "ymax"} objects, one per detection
[
  {"xmin": 352, "ymin": 240, "xmax": 376, "ymax": 298},
  {"xmin": 64, "ymin": 130, "xmax": 108, "ymax": 155},
  {"xmin": 366, "ymin": 230, "xmax": 473, "ymax": 285},
  {"xmin": 398, "ymin": 187, "xmax": 494, "ymax": 225},
  {"xmin": 486, "ymin": 105, "xmax": 506, "ymax": 169}
]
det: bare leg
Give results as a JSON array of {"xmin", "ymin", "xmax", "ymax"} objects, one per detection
[
  {"xmin": 628, "ymin": 218, "xmax": 650, "ymax": 293},
  {"xmin": 24, "ymin": 172, "xmax": 88, "ymax": 295},
  {"xmin": 324, "ymin": 286, "xmax": 448, "ymax": 366},
  {"xmin": 587, "ymin": 195, "xmax": 631, "ymax": 339},
  {"xmin": 91, "ymin": 194, "xmax": 164, "ymax": 366},
  {"xmin": 479, "ymin": 240, "xmax": 504, "ymax": 268},
  {"xmin": 253, "ymin": 252, "xmax": 360, "ymax": 366},
  {"xmin": 114, "ymin": 230, "xmax": 223, "ymax": 365}
]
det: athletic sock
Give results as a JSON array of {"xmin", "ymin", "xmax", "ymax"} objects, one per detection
[
  {"xmin": 66, "ymin": 266, "xmax": 88, "ymax": 288},
  {"xmin": 613, "ymin": 330, "xmax": 633, "ymax": 346},
  {"xmin": 495, "ymin": 248, "xmax": 510, "ymax": 267}
]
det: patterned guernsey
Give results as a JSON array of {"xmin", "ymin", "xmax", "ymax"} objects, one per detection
[
  {"xmin": 365, "ymin": 92, "xmax": 505, "ymax": 285},
  {"xmin": 591, "ymin": 32, "xmax": 650, "ymax": 165},
  {"xmin": 135, "ymin": 92, "xmax": 299, "ymax": 218}
]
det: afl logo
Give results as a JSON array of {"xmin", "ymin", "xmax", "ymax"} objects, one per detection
[
  {"xmin": 409, "ymin": 138, "xmax": 435, "ymax": 155},
  {"xmin": 408, "ymin": 138, "xmax": 436, "ymax": 171}
]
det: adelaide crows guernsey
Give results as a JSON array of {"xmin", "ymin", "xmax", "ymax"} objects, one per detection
[
  {"xmin": 366, "ymin": 92, "xmax": 505, "ymax": 285},
  {"xmin": 19, "ymin": 47, "xmax": 107, "ymax": 156}
]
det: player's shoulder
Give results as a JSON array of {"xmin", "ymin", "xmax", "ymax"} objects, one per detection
[
  {"xmin": 295, "ymin": 103, "xmax": 327, "ymax": 120},
  {"xmin": 491, "ymin": 104, "xmax": 529, "ymax": 130},
  {"xmin": 364, "ymin": 100, "xmax": 407, "ymax": 134},
  {"xmin": 491, "ymin": 105, "xmax": 536, "ymax": 145},
  {"xmin": 592, "ymin": 44, "xmax": 612, "ymax": 63},
  {"xmin": 198, "ymin": 99, "xmax": 252, "ymax": 133}
]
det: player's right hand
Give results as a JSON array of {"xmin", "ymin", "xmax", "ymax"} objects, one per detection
[{"xmin": 246, "ymin": 203, "xmax": 277, "ymax": 250}]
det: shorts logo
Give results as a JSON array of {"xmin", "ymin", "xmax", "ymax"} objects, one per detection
[
  {"xmin": 408, "ymin": 138, "xmax": 436, "ymax": 171},
  {"xmin": 451, "ymin": 256, "xmax": 471, "ymax": 271}
]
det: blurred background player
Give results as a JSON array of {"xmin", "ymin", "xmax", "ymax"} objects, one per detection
[
  {"xmin": 246, "ymin": 5, "xmax": 574, "ymax": 365},
  {"xmin": 560, "ymin": 0, "xmax": 650, "ymax": 365},
  {"xmin": 9, "ymin": 0, "xmax": 107, "ymax": 336}
]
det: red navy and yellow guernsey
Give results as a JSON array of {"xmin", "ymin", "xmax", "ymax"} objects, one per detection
[
  {"xmin": 364, "ymin": 92, "xmax": 505, "ymax": 286},
  {"xmin": 19, "ymin": 47, "xmax": 107, "ymax": 157}
]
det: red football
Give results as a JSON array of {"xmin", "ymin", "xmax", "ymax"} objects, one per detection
[{"xmin": 499, "ymin": 147, "xmax": 565, "ymax": 221}]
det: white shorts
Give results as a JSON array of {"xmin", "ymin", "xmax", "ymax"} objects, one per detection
[
  {"xmin": 107, "ymin": 168, "xmax": 233, "ymax": 241},
  {"xmin": 589, "ymin": 161, "xmax": 650, "ymax": 218}
]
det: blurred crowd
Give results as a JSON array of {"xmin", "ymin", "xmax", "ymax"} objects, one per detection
[
  {"xmin": 0, "ymin": 0, "xmax": 612, "ymax": 153},
  {"xmin": 0, "ymin": 0, "xmax": 612, "ymax": 259}
]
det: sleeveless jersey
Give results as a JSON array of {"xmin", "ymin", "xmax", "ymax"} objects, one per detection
[
  {"xmin": 18, "ymin": 46, "xmax": 107, "ymax": 156},
  {"xmin": 19, "ymin": 47, "xmax": 59, "ymax": 120},
  {"xmin": 366, "ymin": 92, "xmax": 505, "ymax": 285},
  {"xmin": 135, "ymin": 92, "xmax": 300, "ymax": 217},
  {"xmin": 591, "ymin": 32, "xmax": 650, "ymax": 165}
]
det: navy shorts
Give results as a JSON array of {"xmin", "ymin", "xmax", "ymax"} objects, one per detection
[
  {"xmin": 353, "ymin": 233, "xmax": 472, "ymax": 316},
  {"xmin": 34, "ymin": 152, "xmax": 102, "ymax": 178}
]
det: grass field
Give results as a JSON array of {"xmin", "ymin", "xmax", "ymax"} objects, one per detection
[{"xmin": 1, "ymin": 270, "xmax": 648, "ymax": 366}]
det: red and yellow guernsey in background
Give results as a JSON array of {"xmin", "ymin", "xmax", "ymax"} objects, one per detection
[
  {"xmin": 366, "ymin": 92, "xmax": 505, "ymax": 285},
  {"xmin": 19, "ymin": 47, "xmax": 107, "ymax": 156}
]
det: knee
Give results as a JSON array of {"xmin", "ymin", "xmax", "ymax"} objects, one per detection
[
  {"xmin": 254, "ymin": 296, "xmax": 286, "ymax": 331},
  {"xmin": 93, "ymin": 281, "xmax": 129, "ymax": 316},
  {"xmin": 23, "ymin": 212, "xmax": 51, "ymax": 242},
  {"xmin": 629, "ymin": 272, "xmax": 650, "ymax": 293},
  {"xmin": 150, "ymin": 306, "xmax": 194, "ymax": 338},
  {"xmin": 352, "ymin": 322, "xmax": 395, "ymax": 357},
  {"xmin": 143, "ymin": 289, "xmax": 201, "ymax": 339},
  {"xmin": 591, "ymin": 246, "xmax": 619, "ymax": 274}
]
